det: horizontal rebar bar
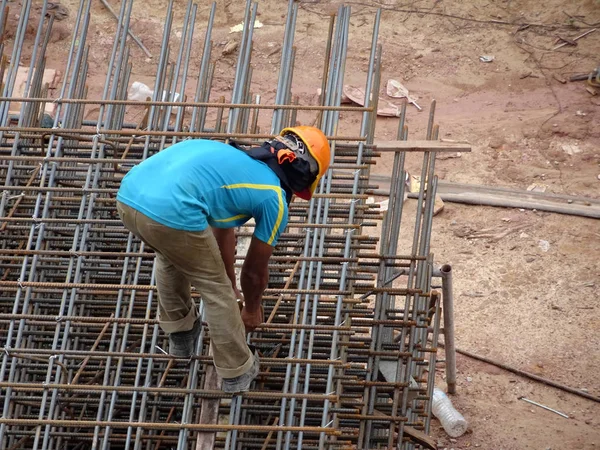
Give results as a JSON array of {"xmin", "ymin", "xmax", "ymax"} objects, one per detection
[
  {"xmin": 0, "ymin": 96, "xmax": 373, "ymax": 111},
  {"xmin": 0, "ymin": 383, "xmax": 340, "ymax": 401},
  {"xmin": 0, "ymin": 419, "xmax": 341, "ymax": 435},
  {"xmin": 0, "ymin": 127, "xmax": 365, "ymax": 140}
]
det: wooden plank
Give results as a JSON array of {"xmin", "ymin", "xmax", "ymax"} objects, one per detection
[
  {"xmin": 371, "ymin": 178, "xmax": 600, "ymax": 219},
  {"xmin": 195, "ymin": 351, "xmax": 221, "ymax": 450},
  {"xmin": 373, "ymin": 140, "xmax": 471, "ymax": 153},
  {"xmin": 6, "ymin": 67, "xmax": 59, "ymax": 116},
  {"xmin": 403, "ymin": 425, "xmax": 438, "ymax": 449}
]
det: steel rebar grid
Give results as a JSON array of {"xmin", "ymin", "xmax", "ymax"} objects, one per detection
[{"xmin": 0, "ymin": 2, "xmax": 447, "ymax": 449}]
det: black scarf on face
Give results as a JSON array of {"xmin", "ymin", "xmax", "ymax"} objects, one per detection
[{"xmin": 230, "ymin": 141, "xmax": 316, "ymax": 204}]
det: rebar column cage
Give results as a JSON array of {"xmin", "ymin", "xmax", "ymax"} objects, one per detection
[{"xmin": 0, "ymin": 1, "xmax": 446, "ymax": 449}]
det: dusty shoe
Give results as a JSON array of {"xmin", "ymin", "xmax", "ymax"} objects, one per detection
[
  {"xmin": 222, "ymin": 351, "xmax": 260, "ymax": 393},
  {"xmin": 168, "ymin": 318, "xmax": 201, "ymax": 358}
]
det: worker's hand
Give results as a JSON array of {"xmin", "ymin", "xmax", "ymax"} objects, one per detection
[{"xmin": 241, "ymin": 304, "xmax": 264, "ymax": 334}]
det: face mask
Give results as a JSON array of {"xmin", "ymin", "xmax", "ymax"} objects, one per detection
[
  {"xmin": 267, "ymin": 139, "xmax": 316, "ymax": 194},
  {"xmin": 275, "ymin": 134, "xmax": 319, "ymax": 175}
]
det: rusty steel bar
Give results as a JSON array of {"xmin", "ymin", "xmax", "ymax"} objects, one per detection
[
  {"xmin": 0, "ymin": 1, "xmax": 446, "ymax": 449},
  {"xmin": 0, "ymin": 419, "xmax": 341, "ymax": 435},
  {"xmin": 0, "ymin": 96, "xmax": 372, "ymax": 111}
]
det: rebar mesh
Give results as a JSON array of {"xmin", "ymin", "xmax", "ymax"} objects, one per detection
[{"xmin": 0, "ymin": 1, "xmax": 445, "ymax": 449}]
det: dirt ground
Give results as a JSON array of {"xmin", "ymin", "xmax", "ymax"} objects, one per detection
[{"xmin": 17, "ymin": 0, "xmax": 600, "ymax": 448}]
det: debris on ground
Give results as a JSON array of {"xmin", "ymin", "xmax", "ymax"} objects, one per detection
[
  {"xmin": 386, "ymin": 79, "xmax": 422, "ymax": 110},
  {"xmin": 552, "ymin": 28, "xmax": 596, "ymax": 50},
  {"xmin": 129, "ymin": 81, "xmax": 154, "ymax": 101},
  {"xmin": 479, "ymin": 55, "xmax": 495, "ymax": 63},
  {"xmin": 437, "ymin": 152, "xmax": 462, "ymax": 160},
  {"xmin": 6, "ymin": 67, "xmax": 59, "ymax": 116},
  {"xmin": 46, "ymin": 2, "xmax": 69, "ymax": 20},
  {"xmin": 552, "ymin": 73, "xmax": 567, "ymax": 84},
  {"xmin": 408, "ymin": 174, "xmax": 445, "ymax": 215},
  {"xmin": 538, "ymin": 240, "xmax": 550, "ymax": 252},
  {"xmin": 526, "ymin": 183, "xmax": 547, "ymax": 193},
  {"xmin": 520, "ymin": 71, "xmax": 540, "ymax": 79},
  {"xmin": 519, "ymin": 397, "xmax": 569, "ymax": 419},
  {"xmin": 129, "ymin": 81, "xmax": 181, "ymax": 113},
  {"xmin": 462, "ymin": 291, "xmax": 486, "ymax": 298},
  {"xmin": 265, "ymin": 42, "xmax": 282, "ymax": 58},
  {"xmin": 558, "ymin": 142, "xmax": 582, "ymax": 155},
  {"xmin": 230, "ymin": 19, "xmax": 263, "ymax": 33},
  {"xmin": 222, "ymin": 39, "xmax": 239, "ymax": 56},
  {"xmin": 343, "ymin": 85, "xmax": 400, "ymax": 117},
  {"xmin": 456, "ymin": 222, "xmax": 532, "ymax": 242},
  {"xmin": 433, "ymin": 196, "xmax": 445, "ymax": 216}
]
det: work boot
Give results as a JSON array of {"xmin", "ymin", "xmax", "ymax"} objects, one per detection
[
  {"xmin": 222, "ymin": 350, "xmax": 260, "ymax": 393},
  {"xmin": 168, "ymin": 318, "xmax": 202, "ymax": 358}
]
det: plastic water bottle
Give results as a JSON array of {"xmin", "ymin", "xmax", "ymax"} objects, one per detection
[{"xmin": 432, "ymin": 387, "xmax": 468, "ymax": 437}]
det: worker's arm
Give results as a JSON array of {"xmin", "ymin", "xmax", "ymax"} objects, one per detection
[
  {"xmin": 211, "ymin": 227, "xmax": 242, "ymax": 300},
  {"xmin": 240, "ymin": 236, "xmax": 273, "ymax": 332},
  {"xmin": 241, "ymin": 189, "xmax": 286, "ymax": 332}
]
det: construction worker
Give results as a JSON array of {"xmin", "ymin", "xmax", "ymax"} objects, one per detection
[{"xmin": 116, "ymin": 126, "xmax": 330, "ymax": 393}]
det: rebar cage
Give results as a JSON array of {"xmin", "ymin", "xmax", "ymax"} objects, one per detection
[{"xmin": 0, "ymin": 1, "xmax": 445, "ymax": 449}]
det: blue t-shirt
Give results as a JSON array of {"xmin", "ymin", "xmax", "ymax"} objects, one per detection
[{"xmin": 116, "ymin": 139, "xmax": 288, "ymax": 246}]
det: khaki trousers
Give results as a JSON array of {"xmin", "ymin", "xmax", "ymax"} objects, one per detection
[{"xmin": 116, "ymin": 201, "xmax": 253, "ymax": 379}]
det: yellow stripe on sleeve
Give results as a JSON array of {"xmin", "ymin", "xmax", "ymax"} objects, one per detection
[
  {"xmin": 267, "ymin": 188, "xmax": 284, "ymax": 245},
  {"xmin": 222, "ymin": 183, "xmax": 285, "ymax": 245},
  {"xmin": 213, "ymin": 214, "xmax": 250, "ymax": 223}
]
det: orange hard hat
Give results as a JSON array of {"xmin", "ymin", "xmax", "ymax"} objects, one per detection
[{"xmin": 280, "ymin": 126, "xmax": 331, "ymax": 199}]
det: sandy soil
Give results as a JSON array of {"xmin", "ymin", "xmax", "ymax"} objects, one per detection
[{"xmin": 13, "ymin": 0, "xmax": 600, "ymax": 448}]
